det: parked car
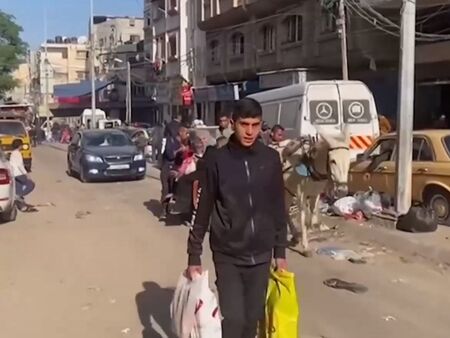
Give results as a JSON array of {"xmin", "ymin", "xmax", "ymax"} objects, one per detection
[
  {"xmin": 0, "ymin": 149, "xmax": 16, "ymax": 222},
  {"xmin": 349, "ymin": 130, "xmax": 450, "ymax": 225},
  {"xmin": 67, "ymin": 129, "xmax": 147, "ymax": 182},
  {"xmin": 0, "ymin": 120, "xmax": 33, "ymax": 172}
]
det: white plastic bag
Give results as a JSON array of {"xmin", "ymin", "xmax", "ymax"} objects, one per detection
[
  {"xmin": 171, "ymin": 273, "xmax": 196, "ymax": 338},
  {"xmin": 170, "ymin": 271, "xmax": 222, "ymax": 338},
  {"xmin": 332, "ymin": 196, "xmax": 359, "ymax": 216}
]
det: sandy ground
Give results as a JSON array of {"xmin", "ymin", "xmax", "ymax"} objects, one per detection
[{"xmin": 0, "ymin": 146, "xmax": 449, "ymax": 338}]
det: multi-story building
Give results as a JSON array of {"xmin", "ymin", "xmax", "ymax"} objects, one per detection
[
  {"xmin": 148, "ymin": 0, "xmax": 205, "ymax": 122},
  {"xmin": 8, "ymin": 62, "xmax": 31, "ymax": 103},
  {"xmin": 38, "ymin": 38, "xmax": 89, "ymax": 104},
  {"xmin": 93, "ymin": 16, "xmax": 145, "ymax": 76},
  {"xmin": 193, "ymin": 0, "xmax": 399, "ymax": 123}
]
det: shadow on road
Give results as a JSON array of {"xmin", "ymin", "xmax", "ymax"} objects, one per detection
[
  {"xmin": 143, "ymin": 200, "xmax": 181, "ymax": 226},
  {"xmin": 135, "ymin": 282, "xmax": 176, "ymax": 338}
]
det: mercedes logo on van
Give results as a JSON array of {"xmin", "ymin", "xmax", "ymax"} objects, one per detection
[
  {"xmin": 348, "ymin": 102, "xmax": 365, "ymax": 119},
  {"xmin": 316, "ymin": 102, "xmax": 333, "ymax": 120}
]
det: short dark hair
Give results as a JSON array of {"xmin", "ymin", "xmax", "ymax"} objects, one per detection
[
  {"xmin": 12, "ymin": 139, "xmax": 23, "ymax": 150},
  {"xmin": 232, "ymin": 98, "xmax": 262, "ymax": 121},
  {"xmin": 218, "ymin": 111, "xmax": 230, "ymax": 119},
  {"xmin": 271, "ymin": 124, "xmax": 285, "ymax": 133}
]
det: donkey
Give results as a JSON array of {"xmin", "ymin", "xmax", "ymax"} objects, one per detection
[{"xmin": 282, "ymin": 126, "xmax": 351, "ymax": 254}]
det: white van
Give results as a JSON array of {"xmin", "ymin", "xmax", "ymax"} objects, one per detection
[
  {"xmin": 247, "ymin": 80, "xmax": 380, "ymax": 159},
  {"xmin": 98, "ymin": 119, "xmax": 121, "ymax": 129},
  {"xmin": 81, "ymin": 109, "xmax": 107, "ymax": 128}
]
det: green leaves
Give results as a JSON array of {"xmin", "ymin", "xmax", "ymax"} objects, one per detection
[{"xmin": 0, "ymin": 10, "xmax": 27, "ymax": 98}]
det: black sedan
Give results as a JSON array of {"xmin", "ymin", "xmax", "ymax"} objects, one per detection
[{"xmin": 67, "ymin": 129, "xmax": 147, "ymax": 182}]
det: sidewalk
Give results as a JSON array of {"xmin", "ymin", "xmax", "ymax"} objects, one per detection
[
  {"xmin": 324, "ymin": 214, "xmax": 450, "ymax": 266},
  {"xmin": 43, "ymin": 142, "xmax": 161, "ymax": 179}
]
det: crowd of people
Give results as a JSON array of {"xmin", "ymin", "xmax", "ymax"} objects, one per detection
[{"xmin": 157, "ymin": 108, "xmax": 289, "ymax": 225}]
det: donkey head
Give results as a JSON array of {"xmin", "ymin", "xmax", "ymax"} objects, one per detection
[{"xmin": 314, "ymin": 125, "xmax": 351, "ymax": 198}]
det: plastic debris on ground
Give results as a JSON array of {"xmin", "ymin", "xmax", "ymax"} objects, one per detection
[{"xmin": 323, "ymin": 278, "xmax": 368, "ymax": 294}]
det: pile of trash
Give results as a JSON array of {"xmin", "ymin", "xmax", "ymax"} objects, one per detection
[{"xmin": 320, "ymin": 190, "xmax": 392, "ymax": 221}]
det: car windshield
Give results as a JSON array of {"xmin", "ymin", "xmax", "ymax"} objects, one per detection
[
  {"xmin": 84, "ymin": 133, "xmax": 132, "ymax": 147},
  {"xmin": 0, "ymin": 121, "xmax": 26, "ymax": 136}
]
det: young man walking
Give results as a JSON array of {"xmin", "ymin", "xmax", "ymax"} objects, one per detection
[{"xmin": 187, "ymin": 98, "xmax": 288, "ymax": 338}]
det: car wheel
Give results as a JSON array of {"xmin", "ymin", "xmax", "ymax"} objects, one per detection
[
  {"xmin": 424, "ymin": 186, "xmax": 450, "ymax": 225},
  {"xmin": 79, "ymin": 165, "xmax": 89, "ymax": 183},
  {"xmin": 67, "ymin": 158, "xmax": 75, "ymax": 177},
  {"xmin": 0, "ymin": 203, "xmax": 17, "ymax": 223}
]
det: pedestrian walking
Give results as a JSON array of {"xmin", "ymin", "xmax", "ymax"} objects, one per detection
[
  {"xmin": 187, "ymin": 98, "xmax": 288, "ymax": 338},
  {"xmin": 159, "ymin": 125, "xmax": 190, "ymax": 220},
  {"xmin": 9, "ymin": 139, "xmax": 35, "ymax": 209},
  {"xmin": 215, "ymin": 111, "xmax": 233, "ymax": 140},
  {"xmin": 268, "ymin": 124, "xmax": 301, "ymax": 245}
]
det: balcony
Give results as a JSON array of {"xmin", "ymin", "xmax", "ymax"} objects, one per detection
[{"xmin": 199, "ymin": 0, "xmax": 300, "ymax": 31}]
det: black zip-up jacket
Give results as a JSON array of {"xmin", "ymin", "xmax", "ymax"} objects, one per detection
[{"xmin": 187, "ymin": 135, "xmax": 287, "ymax": 266}]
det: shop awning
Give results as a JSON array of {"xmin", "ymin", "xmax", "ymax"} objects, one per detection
[{"xmin": 53, "ymin": 80, "xmax": 112, "ymax": 103}]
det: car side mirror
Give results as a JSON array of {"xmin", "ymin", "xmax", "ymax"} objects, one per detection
[{"xmin": 356, "ymin": 153, "xmax": 365, "ymax": 162}]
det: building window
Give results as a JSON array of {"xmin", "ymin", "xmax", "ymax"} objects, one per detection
[
  {"xmin": 153, "ymin": 0, "xmax": 165, "ymax": 20},
  {"xmin": 130, "ymin": 34, "xmax": 141, "ymax": 43},
  {"xmin": 320, "ymin": 8, "xmax": 337, "ymax": 34},
  {"xmin": 203, "ymin": 0, "xmax": 211, "ymax": 20},
  {"xmin": 230, "ymin": 32, "xmax": 244, "ymax": 56},
  {"xmin": 284, "ymin": 15, "xmax": 303, "ymax": 44},
  {"xmin": 60, "ymin": 49, "xmax": 68, "ymax": 59},
  {"xmin": 168, "ymin": 0, "xmax": 178, "ymax": 14},
  {"xmin": 168, "ymin": 33, "xmax": 178, "ymax": 60},
  {"xmin": 155, "ymin": 35, "xmax": 166, "ymax": 60},
  {"xmin": 129, "ymin": 18, "xmax": 136, "ymax": 27},
  {"xmin": 210, "ymin": 40, "xmax": 219, "ymax": 63},
  {"xmin": 76, "ymin": 50, "xmax": 88, "ymax": 59},
  {"xmin": 261, "ymin": 25, "xmax": 276, "ymax": 52},
  {"xmin": 76, "ymin": 71, "xmax": 86, "ymax": 81}
]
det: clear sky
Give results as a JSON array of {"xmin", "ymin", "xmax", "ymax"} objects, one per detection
[{"xmin": 0, "ymin": 0, "xmax": 143, "ymax": 49}]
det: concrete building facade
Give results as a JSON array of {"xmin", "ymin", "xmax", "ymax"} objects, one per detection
[
  {"xmin": 195, "ymin": 0, "xmax": 450, "ymax": 128},
  {"xmin": 147, "ymin": 0, "xmax": 206, "ymax": 123},
  {"xmin": 38, "ymin": 40, "xmax": 89, "ymax": 104},
  {"xmin": 93, "ymin": 16, "xmax": 145, "ymax": 76}
]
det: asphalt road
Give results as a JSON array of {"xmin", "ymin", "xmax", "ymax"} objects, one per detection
[{"xmin": 0, "ymin": 146, "xmax": 449, "ymax": 338}]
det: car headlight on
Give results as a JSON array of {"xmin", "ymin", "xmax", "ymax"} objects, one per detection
[
  {"xmin": 133, "ymin": 153, "xmax": 144, "ymax": 161},
  {"xmin": 22, "ymin": 144, "xmax": 30, "ymax": 150},
  {"xmin": 85, "ymin": 154, "xmax": 103, "ymax": 163}
]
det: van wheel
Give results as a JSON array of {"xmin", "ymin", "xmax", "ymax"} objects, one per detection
[
  {"xmin": 0, "ymin": 204, "xmax": 17, "ymax": 223},
  {"xmin": 424, "ymin": 186, "xmax": 450, "ymax": 226}
]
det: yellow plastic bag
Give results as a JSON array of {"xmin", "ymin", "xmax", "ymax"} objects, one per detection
[{"xmin": 259, "ymin": 269, "xmax": 300, "ymax": 338}]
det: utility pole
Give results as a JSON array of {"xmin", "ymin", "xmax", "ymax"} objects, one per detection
[
  {"xmin": 43, "ymin": 5, "xmax": 50, "ymax": 137},
  {"xmin": 338, "ymin": 0, "xmax": 349, "ymax": 80},
  {"xmin": 90, "ymin": 0, "xmax": 97, "ymax": 129},
  {"xmin": 126, "ymin": 61, "xmax": 132, "ymax": 124},
  {"xmin": 395, "ymin": 0, "xmax": 416, "ymax": 215}
]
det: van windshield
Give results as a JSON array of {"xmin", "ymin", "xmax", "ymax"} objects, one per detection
[{"xmin": 0, "ymin": 121, "xmax": 27, "ymax": 136}]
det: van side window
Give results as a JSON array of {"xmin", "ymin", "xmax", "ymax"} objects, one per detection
[
  {"xmin": 279, "ymin": 100, "xmax": 299, "ymax": 128},
  {"xmin": 261, "ymin": 103, "xmax": 279, "ymax": 127}
]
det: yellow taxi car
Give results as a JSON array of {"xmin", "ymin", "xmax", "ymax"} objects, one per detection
[
  {"xmin": 0, "ymin": 120, "xmax": 32, "ymax": 171},
  {"xmin": 349, "ymin": 130, "xmax": 450, "ymax": 225}
]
